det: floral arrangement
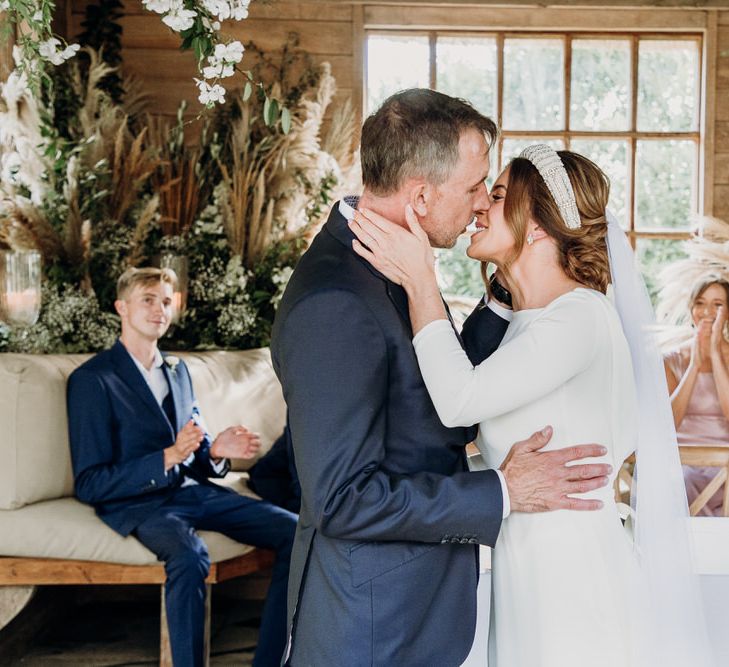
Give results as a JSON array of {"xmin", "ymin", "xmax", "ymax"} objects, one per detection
[
  {"xmin": 1, "ymin": 0, "xmax": 280, "ymax": 110},
  {"xmin": 0, "ymin": 36, "xmax": 358, "ymax": 353}
]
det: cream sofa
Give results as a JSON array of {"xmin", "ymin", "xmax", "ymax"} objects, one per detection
[{"xmin": 0, "ymin": 348, "xmax": 287, "ymax": 661}]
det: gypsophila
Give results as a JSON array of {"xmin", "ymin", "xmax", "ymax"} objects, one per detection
[
  {"xmin": 0, "ymin": 284, "xmax": 118, "ymax": 354},
  {"xmin": 270, "ymin": 266, "xmax": 293, "ymax": 308}
]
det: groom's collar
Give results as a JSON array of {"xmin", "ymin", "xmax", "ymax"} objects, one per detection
[
  {"xmin": 338, "ymin": 196, "xmax": 358, "ymax": 221},
  {"xmin": 323, "ymin": 196, "xmax": 360, "ymax": 249}
]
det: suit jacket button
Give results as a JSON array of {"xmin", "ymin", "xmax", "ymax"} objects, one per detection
[{"xmin": 150, "ymin": 479, "xmax": 157, "ymax": 486}]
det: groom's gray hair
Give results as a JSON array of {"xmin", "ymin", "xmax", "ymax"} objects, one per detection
[{"xmin": 361, "ymin": 89, "xmax": 498, "ymax": 196}]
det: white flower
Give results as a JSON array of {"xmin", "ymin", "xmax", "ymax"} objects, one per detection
[
  {"xmin": 37, "ymin": 38, "xmax": 79, "ymax": 65},
  {"xmin": 202, "ymin": 55, "xmax": 234, "ymax": 80},
  {"xmin": 1, "ymin": 152, "xmax": 22, "ymax": 186},
  {"xmin": 60, "ymin": 44, "xmax": 80, "ymax": 61},
  {"xmin": 38, "ymin": 38, "xmax": 60, "ymax": 60},
  {"xmin": 202, "ymin": 64, "xmax": 220, "ymax": 80},
  {"xmin": 143, "ymin": 0, "xmax": 173, "ymax": 13},
  {"xmin": 201, "ymin": 0, "xmax": 230, "ymax": 20},
  {"xmin": 0, "ymin": 1, "xmax": 11, "ymax": 11},
  {"xmin": 215, "ymin": 40, "xmax": 244, "ymax": 64},
  {"xmin": 162, "ymin": 5, "xmax": 197, "ymax": 32},
  {"xmin": 195, "ymin": 79, "xmax": 226, "ymax": 106},
  {"xmin": 32, "ymin": 10, "xmax": 43, "ymax": 21},
  {"xmin": 212, "ymin": 20, "xmax": 221, "ymax": 30},
  {"xmin": 165, "ymin": 355, "xmax": 180, "ymax": 373},
  {"xmin": 229, "ymin": 0, "xmax": 249, "ymax": 20}
]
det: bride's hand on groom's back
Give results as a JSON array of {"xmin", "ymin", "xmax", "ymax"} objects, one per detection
[{"xmin": 500, "ymin": 426, "xmax": 611, "ymax": 513}]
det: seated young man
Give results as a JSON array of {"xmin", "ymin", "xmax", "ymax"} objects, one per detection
[{"xmin": 67, "ymin": 267, "xmax": 296, "ymax": 667}]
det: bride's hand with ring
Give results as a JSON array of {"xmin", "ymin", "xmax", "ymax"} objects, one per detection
[
  {"xmin": 348, "ymin": 205, "xmax": 436, "ymax": 292},
  {"xmin": 348, "ymin": 205, "xmax": 447, "ymax": 334}
]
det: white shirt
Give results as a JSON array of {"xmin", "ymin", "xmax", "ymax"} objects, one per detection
[
  {"xmin": 128, "ymin": 348, "xmax": 169, "ymax": 405},
  {"xmin": 338, "ymin": 198, "xmax": 511, "ymax": 518}
]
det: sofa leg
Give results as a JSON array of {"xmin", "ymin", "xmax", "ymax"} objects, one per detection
[
  {"xmin": 160, "ymin": 585, "xmax": 172, "ymax": 667},
  {"xmin": 159, "ymin": 584, "xmax": 211, "ymax": 667},
  {"xmin": 203, "ymin": 584, "xmax": 212, "ymax": 667}
]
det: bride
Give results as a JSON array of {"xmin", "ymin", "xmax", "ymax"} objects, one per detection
[{"xmin": 348, "ymin": 145, "xmax": 713, "ymax": 667}]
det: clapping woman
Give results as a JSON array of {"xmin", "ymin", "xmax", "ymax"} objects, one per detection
[{"xmin": 663, "ymin": 275, "xmax": 729, "ymax": 515}]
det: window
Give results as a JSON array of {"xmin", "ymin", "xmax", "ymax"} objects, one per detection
[{"xmin": 365, "ymin": 32, "xmax": 702, "ymax": 301}]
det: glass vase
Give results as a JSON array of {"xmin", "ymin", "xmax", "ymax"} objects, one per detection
[
  {"xmin": 159, "ymin": 253, "xmax": 188, "ymax": 324},
  {"xmin": 0, "ymin": 250, "xmax": 42, "ymax": 328}
]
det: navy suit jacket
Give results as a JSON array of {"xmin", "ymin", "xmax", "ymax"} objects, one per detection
[
  {"xmin": 271, "ymin": 203, "xmax": 509, "ymax": 666},
  {"xmin": 67, "ymin": 340, "xmax": 229, "ymax": 536}
]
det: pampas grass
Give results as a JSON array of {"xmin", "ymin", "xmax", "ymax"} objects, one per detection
[
  {"xmin": 146, "ymin": 110, "xmax": 201, "ymax": 237},
  {"xmin": 217, "ymin": 94, "xmax": 288, "ymax": 268},
  {"xmin": 217, "ymin": 60, "xmax": 358, "ymax": 267},
  {"xmin": 108, "ymin": 123, "xmax": 162, "ymax": 223}
]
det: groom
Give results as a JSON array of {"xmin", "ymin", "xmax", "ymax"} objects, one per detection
[{"xmin": 271, "ymin": 89, "xmax": 612, "ymax": 665}]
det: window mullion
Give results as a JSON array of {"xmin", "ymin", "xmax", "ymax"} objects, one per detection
[
  {"xmin": 429, "ymin": 32, "xmax": 437, "ymax": 90},
  {"xmin": 565, "ymin": 34, "xmax": 572, "ymax": 148},
  {"xmin": 629, "ymin": 35, "xmax": 640, "ymax": 247},
  {"xmin": 497, "ymin": 32, "xmax": 505, "ymax": 170}
]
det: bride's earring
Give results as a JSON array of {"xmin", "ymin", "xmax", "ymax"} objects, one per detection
[{"xmin": 526, "ymin": 233, "xmax": 534, "ymax": 246}]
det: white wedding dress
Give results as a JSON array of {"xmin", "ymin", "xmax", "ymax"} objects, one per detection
[{"xmin": 413, "ymin": 288, "xmax": 645, "ymax": 667}]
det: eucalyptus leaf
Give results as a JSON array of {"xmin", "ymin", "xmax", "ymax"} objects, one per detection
[
  {"xmin": 267, "ymin": 99, "xmax": 279, "ymax": 126},
  {"xmin": 263, "ymin": 97, "xmax": 271, "ymax": 126},
  {"xmin": 242, "ymin": 81, "xmax": 252, "ymax": 102},
  {"xmin": 281, "ymin": 107, "xmax": 291, "ymax": 134}
]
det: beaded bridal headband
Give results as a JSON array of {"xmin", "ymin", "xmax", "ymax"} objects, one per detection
[{"xmin": 519, "ymin": 144, "xmax": 582, "ymax": 230}]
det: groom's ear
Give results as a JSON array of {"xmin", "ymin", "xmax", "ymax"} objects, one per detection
[{"xmin": 408, "ymin": 181, "xmax": 430, "ymax": 217}]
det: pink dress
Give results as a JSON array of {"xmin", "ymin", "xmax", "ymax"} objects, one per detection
[{"xmin": 664, "ymin": 348, "xmax": 729, "ymax": 516}]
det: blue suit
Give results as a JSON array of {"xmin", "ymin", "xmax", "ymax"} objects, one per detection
[
  {"xmin": 67, "ymin": 340, "xmax": 297, "ymax": 667},
  {"xmin": 271, "ymin": 204, "xmax": 509, "ymax": 666}
]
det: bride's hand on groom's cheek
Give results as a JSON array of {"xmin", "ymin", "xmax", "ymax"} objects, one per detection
[
  {"xmin": 500, "ymin": 426, "xmax": 612, "ymax": 513},
  {"xmin": 349, "ymin": 206, "xmax": 435, "ymax": 289}
]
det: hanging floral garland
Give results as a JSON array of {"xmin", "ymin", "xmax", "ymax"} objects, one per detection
[{"xmin": 0, "ymin": 0, "xmax": 284, "ymax": 121}]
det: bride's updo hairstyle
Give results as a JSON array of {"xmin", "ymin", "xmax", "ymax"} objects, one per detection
[{"xmin": 503, "ymin": 151, "xmax": 611, "ymax": 294}]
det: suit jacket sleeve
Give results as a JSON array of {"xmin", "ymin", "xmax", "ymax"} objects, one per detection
[
  {"xmin": 275, "ymin": 288, "xmax": 503, "ymax": 546},
  {"xmin": 68, "ymin": 368, "xmax": 171, "ymax": 504},
  {"xmin": 460, "ymin": 297, "xmax": 510, "ymax": 365}
]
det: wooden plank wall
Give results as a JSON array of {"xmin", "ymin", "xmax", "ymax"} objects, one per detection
[
  {"xmin": 714, "ymin": 11, "xmax": 729, "ymax": 220},
  {"xmin": 38, "ymin": 1, "xmax": 729, "ymax": 219},
  {"xmin": 68, "ymin": 0, "xmax": 356, "ymax": 121}
]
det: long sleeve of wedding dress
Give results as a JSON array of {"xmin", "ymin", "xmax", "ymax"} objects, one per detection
[{"xmin": 412, "ymin": 289, "xmax": 601, "ymax": 428}]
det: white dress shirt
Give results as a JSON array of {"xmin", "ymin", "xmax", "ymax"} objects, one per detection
[{"xmin": 338, "ymin": 198, "xmax": 511, "ymax": 518}]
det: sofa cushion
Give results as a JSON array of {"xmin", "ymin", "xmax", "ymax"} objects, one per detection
[
  {"xmin": 0, "ymin": 495, "xmax": 257, "ymax": 565},
  {"xmin": 0, "ymin": 349, "xmax": 286, "ymax": 510}
]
